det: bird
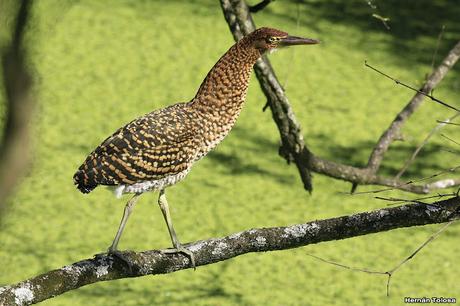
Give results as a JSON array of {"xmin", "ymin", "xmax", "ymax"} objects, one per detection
[{"xmin": 73, "ymin": 27, "xmax": 319, "ymax": 269}]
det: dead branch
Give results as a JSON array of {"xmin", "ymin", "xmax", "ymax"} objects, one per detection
[
  {"xmin": 0, "ymin": 196, "xmax": 458, "ymax": 305},
  {"xmin": 220, "ymin": 0, "xmax": 460, "ymax": 194},
  {"xmin": 0, "ymin": 0, "xmax": 34, "ymax": 212}
]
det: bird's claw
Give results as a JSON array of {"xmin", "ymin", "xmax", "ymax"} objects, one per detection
[
  {"xmin": 161, "ymin": 246, "xmax": 196, "ymax": 270},
  {"xmin": 106, "ymin": 249, "xmax": 136, "ymax": 274}
]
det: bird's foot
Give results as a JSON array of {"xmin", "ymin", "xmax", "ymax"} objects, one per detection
[
  {"xmin": 106, "ymin": 249, "xmax": 137, "ymax": 274},
  {"xmin": 161, "ymin": 245, "xmax": 196, "ymax": 270}
]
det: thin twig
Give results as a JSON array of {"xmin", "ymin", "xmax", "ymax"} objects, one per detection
[
  {"xmin": 440, "ymin": 148, "xmax": 460, "ymax": 156},
  {"xmin": 384, "ymin": 220, "xmax": 454, "ymax": 296},
  {"xmin": 306, "ymin": 253, "xmax": 387, "ymax": 275},
  {"xmin": 365, "ymin": 0, "xmax": 377, "ymax": 10},
  {"xmin": 371, "ymin": 14, "xmax": 390, "ymax": 30},
  {"xmin": 441, "ymin": 133, "xmax": 460, "ymax": 146},
  {"xmin": 437, "ymin": 120, "xmax": 460, "ymax": 126},
  {"xmin": 307, "ymin": 220, "xmax": 455, "ymax": 297},
  {"xmin": 375, "ymin": 192, "xmax": 454, "ymax": 204},
  {"xmin": 351, "ymin": 165, "xmax": 460, "ymax": 195},
  {"xmin": 366, "ymin": 0, "xmax": 390, "ymax": 30},
  {"xmin": 431, "ymin": 25, "xmax": 446, "ymax": 73},
  {"xmin": 395, "ymin": 112, "xmax": 460, "ymax": 179},
  {"xmin": 249, "ymin": 0, "xmax": 274, "ymax": 13},
  {"xmin": 365, "ymin": 61, "xmax": 460, "ymax": 112}
]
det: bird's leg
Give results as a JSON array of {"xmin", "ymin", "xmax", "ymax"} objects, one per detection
[
  {"xmin": 158, "ymin": 189, "xmax": 196, "ymax": 269},
  {"xmin": 108, "ymin": 193, "xmax": 141, "ymax": 253}
]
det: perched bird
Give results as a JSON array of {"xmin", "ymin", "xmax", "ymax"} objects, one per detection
[{"xmin": 73, "ymin": 27, "xmax": 318, "ymax": 268}]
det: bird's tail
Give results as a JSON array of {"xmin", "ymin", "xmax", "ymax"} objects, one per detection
[{"xmin": 73, "ymin": 169, "xmax": 97, "ymax": 194}]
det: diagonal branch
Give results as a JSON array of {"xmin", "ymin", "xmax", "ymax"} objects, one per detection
[
  {"xmin": 0, "ymin": 196, "xmax": 458, "ymax": 305},
  {"xmin": 220, "ymin": 0, "xmax": 460, "ymax": 194},
  {"xmin": 366, "ymin": 44, "xmax": 460, "ymax": 172},
  {"xmin": 249, "ymin": 0, "xmax": 274, "ymax": 13}
]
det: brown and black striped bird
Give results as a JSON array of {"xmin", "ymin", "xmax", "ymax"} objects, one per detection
[{"xmin": 73, "ymin": 27, "xmax": 318, "ymax": 268}]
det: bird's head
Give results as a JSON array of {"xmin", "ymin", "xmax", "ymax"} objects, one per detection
[{"xmin": 245, "ymin": 27, "xmax": 319, "ymax": 54}]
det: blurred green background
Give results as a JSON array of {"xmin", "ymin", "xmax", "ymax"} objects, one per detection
[{"xmin": 1, "ymin": 0, "xmax": 459, "ymax": 305}]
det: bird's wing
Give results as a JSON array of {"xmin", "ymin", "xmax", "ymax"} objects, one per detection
[{"xmin": 74, "ymin": 104, "xmax": 200, "ymax": 192}]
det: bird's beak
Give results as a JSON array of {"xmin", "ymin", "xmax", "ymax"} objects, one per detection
[{"xmin": 279, "ymin": 35, "xmax": 319, "ymax": 46}]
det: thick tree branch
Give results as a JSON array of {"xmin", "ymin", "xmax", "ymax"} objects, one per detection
[
  {"xmin": 308, "ymin": 156, "xmax": 460, "ymax": 194},
  {"xmin": 0, "ymin": 196, "xmax": 458, "ymax": 305},
  {"xmin": 220, "ymin": 0, "xmax": 460, "ymax": 194}
]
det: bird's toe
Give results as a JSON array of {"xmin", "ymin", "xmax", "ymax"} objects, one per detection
[
  {"xmin": 161, "ymin": 246, "xmax": 196, "ymax": 270},
  {"xmin": 107, "ymin": 250, "xmax": 137, "ymax": 274}
]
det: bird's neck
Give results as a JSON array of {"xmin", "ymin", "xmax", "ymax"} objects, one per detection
[{"xmin": 191, "ymin": 40, "xmax": 261, "ymax": 114}]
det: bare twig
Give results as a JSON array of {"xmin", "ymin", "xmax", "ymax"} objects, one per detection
[
  {"xmin": 384, "ymin": 220, "xmax": 454, "ymax": 296},
  {"xmin": 437, "ymin": 120, "xmax": 460, "ymax": 126},
  {"xmin": 365, "ymin": 61, "xmax": 460, "ymax": 112},
  {"xmin": 371, "ymin": 14, "xmax": 390, "ymax": 30},
  {"xmin": 366, "ymin": 0, "xmax": 390, "ymax": 30},
  {"xmin": 307, "ymin": 219, "xmax": 455, "ymax": 297},
  {"xmin": 350, "ymin": 166, "xmax": 460, "ymax": 195},
  {"xmin": 365, "ymin": 0, "xmax": 377, "ymax": 10},
  {"xmin": 375, "ymin": 192, "xmax": 455, "ymax": 205},
  {"xmin": 441, "ymin": 133, "xmax": 460, "ymax": 146},
  {"xmin": 395, "ymin": 112, "xmax": 460, "ymax": 179},
  {"xmin": 0, "ymin": 0, "xmax": 34, "ymax": 212},
  {"xmin": 430, "ymin": 25, "xmax": 446, "ymax": 72},
  {"xmin": 306, "ymin": 253, "xmax": 386, "ymax": 275},
  {"xmin": 248, "ymin": 0, "xmax": 274, "ymax": 13},
  {"xmin": 1, "ymin": 196, "xmax": 459, "ymax": 305}
]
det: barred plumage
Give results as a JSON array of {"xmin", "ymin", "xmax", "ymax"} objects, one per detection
[
  {"xmin": 72, "ymin": 27, "xmax": 318, "ymax": 267},
  {"xmin": 74, "ymin": 103, "xmax": 201, "ymax": 194}
]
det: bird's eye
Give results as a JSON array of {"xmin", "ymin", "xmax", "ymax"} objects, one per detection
[{"xmin": 266, "ymin": 37, "xmax": 280, "ymax": 43}]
